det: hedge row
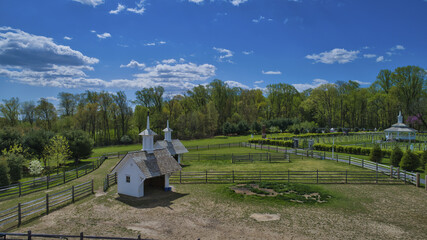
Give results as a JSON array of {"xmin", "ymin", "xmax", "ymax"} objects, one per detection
[
  {"xmin": 276, "ymin": 132, "xmax": 345, "ymax": 138},
  {"xmin": 248, "ymin": 138, "xmax": 293, "ymax": 147}
]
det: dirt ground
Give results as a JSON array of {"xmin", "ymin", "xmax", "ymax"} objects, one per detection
[{"xmin": 16, "ymin": 183, "xmax": 427, "ymax": 240}]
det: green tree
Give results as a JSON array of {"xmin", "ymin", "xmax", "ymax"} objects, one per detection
[
  {"xmin": 0, "ymin": 161, "xmax": 9, "ymax": 186},
  {"xmin": 4, "ymin": 153, "xmax": 24, "ymax": 183},
  {"xmin": 58, "ymin": 92, "xmax": 77, "ymax": 116},
  {"xmin": 21, "ymin": 101, "xmax": 36, "ymax": 125},
  {"xmin": 400, "ymin": 150, "xmax": 420, "ymax": 172},
  {"xmin": 369, "ymin": 144, "xmax": 382, "ymax": 163},
  {"xmin": 35, "ymin": 98, "xmax": 57, "ymax": 130},
  {"xmin": 0, "ymin": 127, "xmax": 22, "ymax": 154},
  {"xmin": 22, "ymin": 129, "xmax": 54, "ymax": 158},
  {"xmin": 61, "ymin": 130, "xmax": 94, "ymax": 162},
  {"xmin": 390, "ymin": 146, "xmax": 403, "ymax": 167},
  {"xmin": 44, "ymin": 135, "xmax": 71, "ymax": 170},
  {"xmin": 0, "ymin": 97, "xmax": 20, "ymax": 126}
]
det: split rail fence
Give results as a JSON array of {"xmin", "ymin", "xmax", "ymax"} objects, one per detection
[
  {"xmin": 0, "ymin": 151, "xmax": 125, "ymax": 201},
  {"xmin": 0, "ymin": 181, "xmax": 94, "ymax": 230},
  {"xmin": 0, "ymin": 230, "xmax": 148, "ymax": 240},
  {"xmin": 181, "ymin": 152, "xmax": 290, "ymax": 163},
  {"xmin": 170, "ymin": 170, "xmax": 403, "ymax": 184},
  {"xmin": 103, "ymin": 173, "xmax": 117, "ymax": 192}
]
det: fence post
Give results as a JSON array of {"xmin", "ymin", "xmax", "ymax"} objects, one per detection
[
  {"xmin": 345, "ymin": 170, "xmax": 348, "ymax": 184},
  {"xmin": 316, "ymin": 170, "xmax": 319, "ymax": 184},
  {"xmin": 91, "ymin": 179, "xmax": 94, "ymax": 194},
  {"xmin": 390, "ymin": 166, "xmax": 393, "ymax": 179},
  {"xmin": 72, "ymin": 185, "xmax": 75, "ymax": 203},
  {"xmin": 63, "ymin": 170, "xmax": 66, "ymax": 184},
  {"xmin": 46, "ymin": 193, "xmax": 49, "ymax": 215},
  {"xmin": 18, "ymin": 182, "xmax": 21, "ymax": 197},
  {"xmin": 348, "ymin": 156, "xmax": 351, "ymax": 165},
  {"xmin": 397, "ymin": 167, "xmax": 400, "ymax": 179},
  {"xmin": 179, "ymin": 171, "xmax": 182, "ymax": 184},
  {"xmin": 205, "ymin": 170, "xmax": 208, "ymax": 183},
  {"xmin": 138, "ymin": 235, "xmax": 141, "ymax": 240},
  {"xmin": 416, "ymin": 173, "xmax": 420, "ymax": 187},
  {"xmin": 47, "ymin": 175, "xmax": 49, "ymax": 189},
  {"xmin": 107, "ymin": 174, "xmax": 110, "ymax": 188},
  {"xmin": 232, "ymin": 170, "xmax": 235, "ymax": 183},
  {"xmin": 80, "ymin": 232, "xmax": 84, "ymax": 240},
  {"xmin": 27, "ymin": 230, "xmax": 31, "ymax": 240},
  {"xmin": 362, "ymin": 158, "xmax": 364, "ymax": 168},
  {"xmin": 18, "ymin": 203, "xmax": 21, "ymax": 227},
  {"xmin": 76, "ymin": 166, "xmax": 79, "ymax": 178}
]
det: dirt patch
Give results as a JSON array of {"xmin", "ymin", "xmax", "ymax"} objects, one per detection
[{"xmin": 250, "ymin": 213, "xmax": 280, "ymax": 222}]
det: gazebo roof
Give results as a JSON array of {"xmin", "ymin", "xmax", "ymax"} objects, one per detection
[{"xmin": 384, "ymin": 123, "xmax": 417, "ymax": 133}]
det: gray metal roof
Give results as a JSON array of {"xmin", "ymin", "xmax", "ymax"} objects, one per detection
[
  {"xmin": 384, "ymin": 123, "xmax": 417, "ymax": 133},
  {"xmin": 154, "ymin": 139, "xmax": 189, "ymax": 155},
  {"xmin": 111, "ymin": 148, "xmax": 181, "ymax": 178},
  {"xmin": 139, "ymin": 129, "xmax": 157, "ymax": 136}
]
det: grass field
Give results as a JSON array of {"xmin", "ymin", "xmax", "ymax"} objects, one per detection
[{"xmin": 4, "ymin": 139, "xmax": 427, "ymax": 239}]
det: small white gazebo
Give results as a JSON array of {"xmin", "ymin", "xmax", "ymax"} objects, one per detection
[{"xmin": 384, "ymin": 111, "xmax": 417, "ymax": 141}]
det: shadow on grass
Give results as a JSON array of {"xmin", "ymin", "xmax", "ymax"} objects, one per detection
[{"xmin": 115, "ymin": 188, "xmax": 188, "ymax": 209}]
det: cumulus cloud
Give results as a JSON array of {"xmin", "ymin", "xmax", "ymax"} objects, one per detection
[
  {"xmin": 96, "ymin": 32, "xmax": 111, "ymax": 39},
  {"xmin": 0, "ymin": 27, "xmax": 100, "ymax": 88},
  {"xmin": 363, "ymin": 54, "xmax": 376, "ymax": 58},
  {"xmin": 225, "ymin": 80, "xmax": 250, "ymax": 89},
  {"xmin": 306, "ymin": 48, "xmax": 359, "ymax": 64},
  {"xmin": 376, "ymin": 56, "xmax": 384, "ymax": 62},
  {"xmin": 73, "ymin": 0, "xmax": 104, "ymax": 7},
  {"xmin": 262, "ymin": 70, "xmax": 281, "ymax": 75},
  {"xmin": 242, "ymin": 50, "xmax": 254, "ymax": 55},
  {"xmin": 127, "ymin": 0, "xmax": 145, "ymax": 14},
  {"xmin": 213, "ymin": 47, "xmax": 233, "ymax": 62},
  {"xmin": 391, "ymin": 44, "xmax": 405, "ymax": 51},
  {"xmin": 64, "ymin": 36, "xmax": 72, "ymax": 40},
  {"xmin": 230, "ymin": 0, "xmax": 248, "ymax": 6},
  {"xmin": 292, "ymin": 79, "xmax": 329, "ymax": 92},
  {"xmin": 120, "ymin": 60, "xmax": 146, "ymax": 69},
  {"xmin": 189, "ymin": 0, "xmax": 204, "ymax": 3},
  {"xmin": 109, "ymin": 3, "xmax": 125, "ymax": 14},
  {"xmin": 162, "ymin": 59, "xmax": 177, "ymax": 64},
  {"xmin": 254, "ymin": 80, "xmax": 264, "ymax": 84},
  {"xmin": 352, "ymin": 80, "xmax": 370, "ymax": 85}
]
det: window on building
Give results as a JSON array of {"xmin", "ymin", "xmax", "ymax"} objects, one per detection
[{"xmin": 126, "ymin": 175, "xmax": 130, "ymax": 183}]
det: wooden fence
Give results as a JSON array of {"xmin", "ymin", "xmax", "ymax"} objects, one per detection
[
  {"xmin": 0, "ymin": 181, "xmax": 94, "ymax": 230},
  {"xmin": 0, "ymin": 230, "xmax": 149, "ymax": 240},
  {"xmin": 170, "ymin": 170, "xmax": 403, "ymax": 185},
  {"xmin": 0, "ymin": 152, "xmax": 122, "ymax": 201},
  {"xmin": 103, "ymin": 173, "xmax": 117, "ymax": 192},
  {"xmin": 181, "ymin": 152, "xmax": 290, "ymax": 163}
]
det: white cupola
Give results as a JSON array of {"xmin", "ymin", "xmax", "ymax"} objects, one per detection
[
  {"xmin": 139, "ymin": 111, "xmax": 157, "ymax": 153},
  {"xmin": 398, "ymin": 111, "xmax": 403, "ymax": 124},
  {"xmin": 163, "ymin": 118, "xmax": 173, "ymax": 142}
]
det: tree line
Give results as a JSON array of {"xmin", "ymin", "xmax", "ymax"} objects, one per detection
[{"xmin": 0, "ymin": 65, "xmax": 425, "ymax": 148}]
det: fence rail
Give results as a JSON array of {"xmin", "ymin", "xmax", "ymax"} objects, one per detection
[
  {"xmin": 0, "ymin": 152, "xmax": 122, "ymax": 201},
  {"xmin": 170, "ymin": 170, "xmax": 402, "ymax": 184},
  {"xmin": 181, "ymin": 152, "xmax": 290, "ymax": 163},
  {"xmin": 103, "ymin": 173, "xmax": 117, "ymax": 192},
  {"xmin": 0, "ymin": 230, "xmax": 148, "ymax": 240},
  {"xmin": 0, "ymin": 181, "xmax": 94, "ymax": 230}
]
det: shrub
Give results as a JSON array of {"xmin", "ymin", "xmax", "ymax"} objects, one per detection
[
  {"xmin": 369, "ymin": 144, "xmax": 382, "ymax": 163},
  {"xmin": 400, "ymin": 150, "xmax": 420, "ymax": 172},
  {"xmin": 6, "ymin": 153, "xmax": 24, "ymax": 183},
  {"xmin": 28, "ymin": 159, "xmax": 44, "ymax": 177},
  {"xmin": 0, "ymin": 161, "xmax": 9, "ymax": 186},
  {"xmin": 120, "ymin": 135, "xmax": 133, "ymax": 144},
  {"xmin": 61, "ymin": 130, "xmax": 94, "ymax": 162},
  {"xmin": 421, "ymin": 150, "xmax": 427, "ymax": 168},
  {"xmin": 390, "ymin": 146, "xmax": 403, "ymax": 167}
]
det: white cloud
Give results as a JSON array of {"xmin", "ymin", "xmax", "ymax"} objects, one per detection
[
  {"xmin": 45, "ymin": 96, "xmax": 59, "ymax": 102},
  {"xmin": 145, "ymin": 42, "xmax": 156, "ymax": 46},
  {"xmin": 189, "ymin": 0, "xmax": 204, "ymax": 3},
  {"xmin": 159, "ymin": 41, "xmax": 166, "ymax": 45},
  {"xmin": 376, "ymin": 56, "xmax": 384, "ymax": 62},
  {"xmin": 292, "ymin": 79, "xmax": 329, "ymax": 92},
  {"xmin": 162, "ymin": 59, "xmax": 177, "ymax": 64},
  {"xmin": 63, "ymin": 36, "xmax": 72, "ymax": 40},
  {"xmin": 179, "ymin": 58, "xmax": 185, "ymax": 62},
  {"xmin": 213, "ymin": 47, "xmax": 233, "ymax": 62},
  {"xmin": 363, "ymin": 54, "xmax": 376, "ymax": 58},
  {"xmin": 109, "ymin": 3, "xmax": 125, "ymax": 14},
  {"xmin": 73, "ymin": 0, "xmax": 104, "ymax": 7},
  {"xmin": 262, "ymin": 70, "xmax": 281, "ymax": 75},
  {"xmin": 225, "ymin": 80, "xmax": 250, "ymax": 89},
  {"xmin": 120, "ymin": 60, "xmax": 146, "ymax": 69},
  {"xmin": 252, "ymin": 16, "xmax": 273, "ymax": 23},
  {"xmin": 306, "ymin": 48, "xmax": 359, "ymax": 64},
  {"xmin": 391, "ymin": 44, "xmax": 405, "ymax": 51},
  {"xmin": 352, "ymin": 80, "xmax": 370, "ymax": 85},
  {"xmin": 242, "ymin": 50, "xmax": 254, "ymax": 55},
  {"xmin": 0, "ymin": 27, "xmax": 99, "ymax": 88},
  {"xmin": 90, "ymin": 30, "xmax": 96, "ymax": 33},
  {"xmin": 254, "ymin": 80, "xmax": 264, "ymax": 84},
  {"xmin": 230, "ymin": 0, "xmax": 248, "ymax": 6},
  {"xmin": 96, "ymin": 32, "xmax": 111, "ymax": 39},
  {"xmin": 127, "ymin": 0, "xmax": 145, "ymax": 14}
]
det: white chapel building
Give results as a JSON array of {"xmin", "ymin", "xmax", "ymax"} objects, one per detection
[{"xmin": 111, "ymin": 113, "xmax": 182, "ymax": 198}]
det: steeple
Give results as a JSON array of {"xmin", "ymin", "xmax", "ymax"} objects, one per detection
[
  {"xmin": 398, "ymin": 111, "xmax": 403, "ymax": 124},
  {"xmin": 163, "ymin": 118, "xmax": 173, "ymax": 142},
  {"xmin": 139, "ymin": 111, "xmax": 157, "ymax": 153}
]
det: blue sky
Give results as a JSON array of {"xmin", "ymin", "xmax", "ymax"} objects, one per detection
[{"xmin": 0, "ymin": 0, "xmax": 426, "ymax": 104}]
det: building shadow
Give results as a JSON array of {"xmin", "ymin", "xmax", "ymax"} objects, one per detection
[{"xmin": 115, "ymin": 187, "xmax": 188, "ymax": 209}]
